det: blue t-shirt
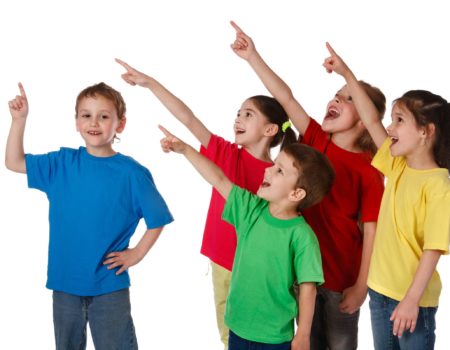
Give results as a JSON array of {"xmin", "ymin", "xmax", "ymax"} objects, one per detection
[{"xmin": 25, "ymin": 147, "xmax": 174, "ymax": 296}]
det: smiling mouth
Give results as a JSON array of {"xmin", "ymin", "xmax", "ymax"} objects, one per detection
[
  {"xmin": 88, "ymin": 131, "xmax": 101, "ymax": 135},
  {"xmin": 261, "ymin": 180, "xmax": 270, "ymax": 188},
  {"xmin": 325, "ymin": 107, "xmax": 340, "ymax": 120},
  {"xmin": 390, "ymin": 136, "xmax": 399, "ymax": 145}
]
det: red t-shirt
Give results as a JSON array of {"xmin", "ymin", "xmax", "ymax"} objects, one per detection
[
  {"xmin": 200, "ymin": 135, "xmax": 272, "ymax": 271},
  {"xmin": 301, "ymin": 119, "xmax": 384, "ymax": 292}
]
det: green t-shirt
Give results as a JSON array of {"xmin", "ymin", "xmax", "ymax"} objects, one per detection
[{"xmin": 222, "ymin": 186, "xmax": 324, "ymax": 344}]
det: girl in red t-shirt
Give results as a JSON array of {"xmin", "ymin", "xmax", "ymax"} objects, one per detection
[{"xmin": 116, "ymin": 58, "xmax": 297, "ymax": 349}]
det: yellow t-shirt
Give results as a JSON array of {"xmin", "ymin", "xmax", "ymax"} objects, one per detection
[{"xmin": 368, "ymin": 138, "xmax": 450, "ymax": 307}]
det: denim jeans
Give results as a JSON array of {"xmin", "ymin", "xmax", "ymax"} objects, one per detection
[
  {"xmin": 369, "ymin": 288, "xmax": 437, "ymax": 350},
  {"xmin": 228, "ymin": 330, "xmax": 291, "ymax": 350},
  {"xmin": 310, "ymin": 287, "xmax": 359, "ymax": 350},
  {"xmin": 53, "ymin": 288, "xmax": 138, "ymax": 350}
]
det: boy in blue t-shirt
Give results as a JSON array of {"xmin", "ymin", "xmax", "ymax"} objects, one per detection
[
  {"xmin": 159, "ymin": 125, "xmax": 334, "ymax": 349},
  {"xmin": 6, "ymin": 82, "xmax": 173, "ymax": 349}
]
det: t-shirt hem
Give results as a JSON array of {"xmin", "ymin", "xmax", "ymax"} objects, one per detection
[
  {"xmin": 368, "ymin": 280, "xmax": 439, "ymax": 307},
  {"xmin": 47, "ymin": 283, "xmax": 131, "ymax": 297},
  {"xmin": 226, "ymin": 323, "xmax": 293, "ymax": 344}
]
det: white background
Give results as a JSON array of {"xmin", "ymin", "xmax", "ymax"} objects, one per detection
[{"xmin": 1, "ymin": 0, "xmax": 449, "ymax": 349}]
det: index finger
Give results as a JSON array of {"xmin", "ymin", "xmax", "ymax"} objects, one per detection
[
  {"xmin": 18, "ymin": 82, "xmax": 27, "ymax": 99},
  {"xmin": 115, "ymin": 58, "xmax": 133, "ymax": 71},
  {"xmin": 230, "ymin": 20, "xmax": 245, "ymax": 34},
  {"xmin": 158, "ymin": 124, "xmax": 173, "ymax": 137},
  {"xmin": 326, "ymin": 42, "xmax": 338, "ymax": 57}
]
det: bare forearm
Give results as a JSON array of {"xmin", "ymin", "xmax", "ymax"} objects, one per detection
[
  {"xmin": 247, "ymin": 52, "xmax": 309, "ymax": 134},
  {"xmin": 356, "ymin": 222, "xmax": 376, "ymax": 288},
  {"xmin": 404, "ymin": 250, "xmax": 442, "ymax": 304},
  {"xmin": 341, "ymin": 70, "xmax": 387, "ymax": 148},
  {"xmin": 134, "ymin": 227, "xmax": 164, "ymax": 259},
  {"xmin": 183, "ymin": 145, "xmax": 232, "ymax": 199},
  {"xmin": 144, "ymin": 77, "xmax": 210, "ymax": 146},
  {"xmin": 296, "ymin": 283, "xmax": 316, "ymax": 338},
  {"xmin": 5, "ymin": 118, "xmax": 27, "ymax": 173}
]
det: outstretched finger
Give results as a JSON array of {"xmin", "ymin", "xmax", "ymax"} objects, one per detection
[
  {"xmin": 158, "ymin": 124, "xmax": 173, "ymax": 138},
  {"xmin": 230, "ymin": 20, "xmax": 245, "ymax": 34},
  {"xmin": 326, "ymin": 42, "xmax": 338, "ymax": 57},
  {"xmin": 18, "ymin": 82, "xmax": 27, "ymax": 100},
  {"xmin": 115, "ymin": 58, "xmax": 133, "ymax": 71}
]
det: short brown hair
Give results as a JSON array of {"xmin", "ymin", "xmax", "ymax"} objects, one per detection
[
  {"xmin": 283, "ymin": 143, "xmax": 335, "ymax": 210},
  {"xmin": 356, "ymin": 81, "xmax": 386, "ymax": 156},
  {"xmin": 75, "ymin": 82, "xmax": 126, "ymax": 119}
]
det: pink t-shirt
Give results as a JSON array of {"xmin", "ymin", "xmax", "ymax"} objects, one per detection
[
  {"xmin": 301, "ymin": 119, "xmax": 384, "ymax": 292},
  {"xmin": 200, "ymin": 135, "xmax": 272, "ymax": 271}
]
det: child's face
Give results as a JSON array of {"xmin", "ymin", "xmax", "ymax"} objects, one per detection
[
  {"xmin": 322, "ymin": 85, "xmax": 360, "ymax": 134},
  {"xmin": 387, "ymin": 103, "xmax": 425, "ymax": 158},
  {"xmin": 257, "ymin": 151, "xmax": 302, "ymax": 205},
  {"xmin": 234, "ymin": 99, "xmax": 274, "ymax": 147},
  {"xmin": 76, "ymin": 95, "xmax": 126, "ymax": 156}
]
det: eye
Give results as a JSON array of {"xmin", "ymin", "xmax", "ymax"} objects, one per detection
[
  {"xmin": 81, "ymin": 114, "xmax": 90, "ymax": 118},
  {"xmin": 347, "ymin": 96, "xmax": 353, "ymax": 102},
  {"xmin": 101, "ymin": 114, "xmax": 110, "ymax": 119},
  {"xmin": 277, "ymin": 168, "xmax": 283, "ymax": 174},
  {"xmin": 245, "ymin": 111, "xmax": 252, "ymax": 118}
]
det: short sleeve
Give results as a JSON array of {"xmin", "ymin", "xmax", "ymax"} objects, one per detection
[
  {"xmin": 222, "ymin": 185, "xmax": 264, "ymax": 235},
  {"xmin": 372, "ymin": 138, "xmax": 405, "ymax": 177},
  {"xmin": 133, "ymin": 168, "xmax": 174, "ymax": 229},
  {"xmin": 423, "ymin": 192, "xmax": 450, "ymax": 254},
  {"xmin": 200, "ymin": 134, "xmax": 238, "ymax": 166},
  {"xmin": 294, "ymin": 235, "xmax": 324, "ymax": 285},
  {"xmin": 25, "ymin": 150, "xmax": 60, "ymax": 193},
  {"xmin": 360, "ymin": 166, "xmax": 385, "ymax": 222}
]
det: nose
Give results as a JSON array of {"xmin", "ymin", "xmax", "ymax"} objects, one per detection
[
  {"xmin": 89, "ymin": 116, "xmax": 99, "ymax": 126},
  {"xmin": 334, "ymin": 95, "xmax": 341, "ymax": 103}
]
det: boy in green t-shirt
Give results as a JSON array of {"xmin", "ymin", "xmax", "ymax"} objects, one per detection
[{"xmin": 159, "ymin": 125, "xmax": 334, "ymax": 349}]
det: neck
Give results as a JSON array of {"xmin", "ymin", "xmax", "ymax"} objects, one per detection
[
  {"xmin": 406, "ymin": 149, "xmax": 439, "ymax": 170},
  {"xmin": 268, "ymin": 202, "xmax": 298, "ymax": 220},
  {"xmin": 330, "ymin": 127, "xmax": 363, "ymax": 153},
  {"xmin": 86, "ymin": 145, "xmax": 117, "ymax": 157},
  {"xmin": 243, "ymin": 141, "xmax": 272, "ymax": 163}
]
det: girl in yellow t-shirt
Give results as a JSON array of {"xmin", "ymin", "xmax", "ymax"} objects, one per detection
[{"xmin": 322, "ymin": 43, "xmax": 450, "ymax": 349}]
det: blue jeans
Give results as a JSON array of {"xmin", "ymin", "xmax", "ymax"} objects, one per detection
[
  {"xmin": 310, "ymin": 287, "xmax": 359, "ymax": 350},
  {"xmin": 228, "ymin": 330, "xmax": 291, "ymax": 350},
  {"xmin": 369, "ymin": 288, "xmax": 437, "ymax": 350},
  {"xmin": 53, "ymin": 288, "xmax": 138, "ymax": 350}
]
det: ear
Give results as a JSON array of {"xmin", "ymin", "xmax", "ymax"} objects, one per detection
[
  {"xmin": 425, "ymin": 123, "xmax": 436, "ymax": 138},
  {"xmin": 264, "ymin": 123, "xmax": 279, "ymax": 137},
  {"xmin": 289, "ymin": 187, "xmax": 306, "ymax": 203},
  {"xmin": 116, "ymin": 116, "xmax": 127, "ymax": 133}
]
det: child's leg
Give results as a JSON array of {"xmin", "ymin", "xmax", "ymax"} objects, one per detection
[
  {"xmin": 211, "ymin": 261, "xmax": 232, "ymax": 349},
  {"xmin": 369, "ymin": 288, "xmax": 436, "ymax": 350},
  {"xmin": 88, "ymin": 288, "xmax": 137, "ymax": 350},
  {"xmin": 53, "ymin": 291, "xmax": 88, "ymax": 350},
  {"xmin": 311, "ymin": 287, "xmax": 359, "ymax": 350}
]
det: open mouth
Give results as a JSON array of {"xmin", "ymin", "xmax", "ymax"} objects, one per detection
[
  {"xmin": 234, "ymin": 126, "xmax": 245, "ymax": 135},
  {"xmin": 390, "ymin": 136, "xmax": 399, "ymax": 145},
  {"xmin": 261, "ymin": 180, "xmax": 271, "ymax": 188},
  {"xmin": 88, "ymin": 131, "xmax": 101, "ymax": 136},
  {"xmin": 325, "ymin": 107, "xmax": 340, "ymax": 120}
]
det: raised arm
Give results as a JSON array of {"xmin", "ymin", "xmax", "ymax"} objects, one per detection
[
  {"xmin": 323, "ymin": 43, "xmax": 388, "ymax": 148},
  {"xmin": 5, "ymin": 83, "xmax": 28, "ymax": 173},
  {"xmin": 116, "ymin": 58, "xmax": 211, "ymax": 147},
  {"xmin": 159, "ymin": 125, "xmax": 232, "ymax": 200},
  {"xmin": 230, "ymin": 21, "xmax": 310, "ymax": 135}
]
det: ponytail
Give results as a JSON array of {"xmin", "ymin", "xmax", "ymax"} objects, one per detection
[{"xmin": 247, "ymin": 95, "xmax": 298, "ymax": 150}]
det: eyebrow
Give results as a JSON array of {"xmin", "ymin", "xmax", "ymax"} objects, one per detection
[{"xmin": 238, "ymin": 108, "xmax": 256, "ymax": 114}]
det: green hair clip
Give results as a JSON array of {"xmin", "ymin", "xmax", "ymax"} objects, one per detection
[{"xmin": 282, "ymin": 121, "xmax": 291, "ymax": 133}]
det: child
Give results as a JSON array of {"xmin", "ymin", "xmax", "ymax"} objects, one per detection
[
  {"xmin": 159, "ymin": 124, "xmax": 334, "ymax": 350},
  {"xmin": 230, "ymin": 22, "xmax": 386, "ymax": 349},
  {"xmin": 116, "ymin": 58, "xmax": 297, "ymax": 348},
  {"xmin": 323, "ymin": 44, "xmax": 450, "ymax": 349},
  {"xmin": 5, "ymin": 82, "xmax": 174, "ymax": 349}
]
